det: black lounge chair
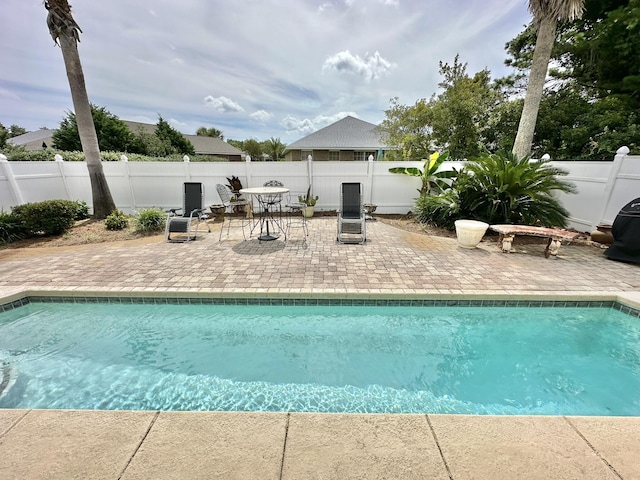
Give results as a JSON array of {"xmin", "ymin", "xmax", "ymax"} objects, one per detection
[
  {"xmin": 337, "ymin": 182, "xmax": 366, "ymax": 244},
  {"xmin": 165, "ymin": 182, "xmax": 211, "ymax": 242}
]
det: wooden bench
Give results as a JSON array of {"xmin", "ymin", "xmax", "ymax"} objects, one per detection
[{"xmin": 489, "ymin": 224, "xmax": 581, "ymax": 258}]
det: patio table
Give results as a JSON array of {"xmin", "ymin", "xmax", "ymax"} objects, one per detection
[{"xmin": 240, "ymin": 186, "xmax": 289, "ymax": 241}]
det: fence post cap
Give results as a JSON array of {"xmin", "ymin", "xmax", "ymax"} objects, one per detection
[
  {"xmin": 120, "ymin": 155, "xmax": 128, "ymax": 162},
  {"xmin": 616, "ymin": 146, "xmax": 630, "ymax": 155},
  {"xmin": 54, "ymin": 154, "xmax": 64, "ymax": 162},
  {"xmin": 0, "ymin": 153, "xmax": 7, "ymax": 162}
]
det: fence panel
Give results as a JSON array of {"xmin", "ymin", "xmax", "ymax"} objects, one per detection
[{"xmin": 0, "ymin": 154, "xmax": 637, "ymax": 232}]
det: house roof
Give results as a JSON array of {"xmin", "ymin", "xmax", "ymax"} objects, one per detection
[
  {"xmin": 6, "ymin": 122, "xmax": 243, "ymax": 157},
  {"xmin": 284, "ymin": 115, "xmax": 387, "ymax": 151},
  {"xmin": 7, "ymin": 129, "xmax": 54, "ymax": 150},
  {"xmin": 184, "ymin": 134, "xmax": 244, "ymax": 156}
]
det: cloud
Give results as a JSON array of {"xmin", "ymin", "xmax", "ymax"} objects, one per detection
[
  {"xmin": 204, "ymin": 96, "xmax": 245, "ymax": 113},
  {"xmin": 323, "ymin": 50, "xmax": 396, "ymax": 81},
  {"xmin": 282, "ymin": 111, "xmax": 358, "ymax": 136},
  {"xmin": 380, "ymin": 0, "xmax": 399, "ymax": 6},
  {"xmin": 0, "ymin": 87, "xmax": 21, "ymax": 100},
  {"xmin": 249, "ymin": 110, "xmax": 273, "ymax": 123}
]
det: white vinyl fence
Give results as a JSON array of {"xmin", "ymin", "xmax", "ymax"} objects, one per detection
[{"xmin": 1, "ymin": 147, "xmax": 638, "ymax": 232}]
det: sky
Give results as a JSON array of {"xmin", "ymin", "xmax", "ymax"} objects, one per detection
[{"xmin": 0, "ymin": 0, "xmax": 532, "ymax": 144}]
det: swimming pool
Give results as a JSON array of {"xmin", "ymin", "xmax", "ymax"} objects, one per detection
[{"xmin": 1, "ymin": 298, "xmax": 639, "ymax": 415}]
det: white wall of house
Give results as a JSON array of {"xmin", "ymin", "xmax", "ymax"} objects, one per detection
[{"xmin": 1, "ymin": 148, "xmax": 638, "ymax": 232}]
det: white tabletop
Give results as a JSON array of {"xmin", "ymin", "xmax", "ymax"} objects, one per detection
[{"xmin": 240, "ymin": 187, "xmax": 289, "ymax": 195}]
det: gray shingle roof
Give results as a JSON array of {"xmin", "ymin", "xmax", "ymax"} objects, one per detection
[
  {"xmin": 184, "ymin": 135, "xmax": 244, "ymax": 156},
  {"xmin": 285, "ymin": 116, "xmax": 386, "ymax": 150},
  {"xmin": 6, "ymin": 122, "xmax": 243, "ymax": 156}
]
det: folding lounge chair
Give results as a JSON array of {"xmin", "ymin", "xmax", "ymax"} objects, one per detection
[
  {"xmin": 216, "ymin": 183, "xmax": 251, "ymax": 241},
  {"xmin": 337, "ymin": 182, "xmax": 366, "ymax": 244},
  {"xmin": 165, "ymin": 182, "xmax": 211, "ymax": 242}
]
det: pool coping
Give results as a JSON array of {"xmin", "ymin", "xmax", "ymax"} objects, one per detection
[{"xmin": 2, "ymin": 287, "xmax": 640, "ymax": 317}]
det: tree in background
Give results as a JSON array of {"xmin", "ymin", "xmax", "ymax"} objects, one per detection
[
  {"xmin": 196, "ymin": 126, "xmax": 224, "ymax": 139},
  {"xmin": 243, "ymin": 139, "xmax": 262, "ymax": 161},
  {"xmin": 512, "ymin": 0, "xmax": 585, "ymax": 158},
  {"xmin": 503, "ymin": 0, "xmax": 640, "ymax": 158},
  {"xmin": 558, "ymin": 0, "xmax": 640, "ymax": 109},
  {"xmin": 380, "ymin": 55, "xmax": 501, "ymax": 159},
  {"xmin": 155, "ymin": 116, "xmax": 195, "ymax": 156},
  {"xmin": 53, "ymin": 105, "xmax": 142, "ymax": 153},
  {"xmin": 263, "ymin": 137, "xmax": 286, "ymax": 161},
  {"xmin": 44, "ymin": 0, "xmax": 115, "ymax": 218},
  {"xmin": 0, "ymin": 123, "xmax": 28, "ymax": 148}
]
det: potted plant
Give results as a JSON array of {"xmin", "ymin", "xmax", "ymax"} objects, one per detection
[{"xmin": 299, "ymin": 185, "xmax": 318, "ymax": 218}]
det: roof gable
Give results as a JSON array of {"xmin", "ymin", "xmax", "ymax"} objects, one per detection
[{"xmin": 285, "ymin": 115, "xmax": 386, "ymax": 150}]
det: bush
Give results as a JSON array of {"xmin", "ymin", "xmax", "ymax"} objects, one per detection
[
  {"xmin": 74, "ymin": 200, "xmax": 90, "ymax": 220},
  {"xmin": 134, "ymin": 208, "xmax": 166, "ymax": 233},
  {"xmin": 414, "ymin": 190, "xmax": 461, "ymax": 229},
  {"xmin": 414, "ymin": 150, "xmax": 576, "ymax": 229},
  {"xmin": 105, "ymin": 210, "xmax": 129, "ymax": 231},
  {"xmin": 0, "ymin": 211, "xmax": 26, "ymax": 244},
  {"xmin": 11, "ymin": 200, "xmax": 79, "ymax": 236}
]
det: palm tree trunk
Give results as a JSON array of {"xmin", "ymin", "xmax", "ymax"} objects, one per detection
[
  {"xmin": 512, "ymin": 15, "xmax": 557, "ymax": 159},
  {"xmin": 46, "ymin": 0, "xmax": 116, "ymax": 219},
  {"xmin": 58, "ymin": 36, "xmax": 116, "ymax": 218}
]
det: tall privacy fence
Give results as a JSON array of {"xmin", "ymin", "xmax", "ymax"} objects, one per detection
[{"xmin": 0, "ymin": 147, "xmax": 638, "ymax": 232}]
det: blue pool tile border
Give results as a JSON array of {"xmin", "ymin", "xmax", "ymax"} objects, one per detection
[{"xmin": 0, "ymin": 295, "xmax": 638, "ymax": 317}]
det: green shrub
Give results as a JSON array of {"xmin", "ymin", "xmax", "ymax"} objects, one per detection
[
  {"xmin": 74, "ymin": 200, "xmax": 90, "ymax": 220},
  {"xmin": 134, "ymin": 208, "xmax": 166, "ymax": 233},
  {"xmin": 2, "ymin": 148, "xmax": 227, "ymax": 162},
  {"xmin": 414, "ymin": 190, "xmax": 461, "ymax": 229},
  {"xmin": 11, "ymin": 200, "xmax": 79, "ymax": 236},
  {"xmin": 0, "ymin": 211, "xmax": 26, "ymax": 244},
  {"xmin": 104, "ymin": 210, "xmax": 129, "ymax": 231},
  {"xmin": 414, "ymin": 150, "xmax": 576, "ymax": 229}
]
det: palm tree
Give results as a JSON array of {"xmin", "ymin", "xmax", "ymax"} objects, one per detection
[
  {"xmin": 264, "ymin": 137, "xmax": 286, "ymax": 161},
  {"xmin": 512, "ymin": 0, "xmax": 584, "ymax": 158},
  {"xmin": 45, "ymin": 0, "xmax": 116, "ymax": 218}
]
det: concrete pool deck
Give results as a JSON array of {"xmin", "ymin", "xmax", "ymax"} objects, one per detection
[{"xmin": 1, "ymin": 217, "xmax": 639, "ymax": 479}]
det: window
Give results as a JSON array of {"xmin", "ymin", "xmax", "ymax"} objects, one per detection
[
  {"xmin": 328, "ymin": 151, "xmax": 339, "ymax": 161},
  {"xmin": 353, "ymin": 152, "xmax": 365, "ymax": 161}
]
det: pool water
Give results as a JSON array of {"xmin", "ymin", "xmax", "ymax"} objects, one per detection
[{"xmin": 0, "ymin": 302, "xmax": 639, "ymax": 415}]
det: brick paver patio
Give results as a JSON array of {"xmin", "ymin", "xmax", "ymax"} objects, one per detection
[{"xmin": 1, "ymin": 217, "xmax": 639, "ymax": 479}]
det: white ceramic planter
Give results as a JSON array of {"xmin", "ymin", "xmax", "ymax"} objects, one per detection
[
  {"xmin": 455, "ymin": 220, "xmax": 489, "ymax": 248},
  {"xmin": 302, "ymin": 206, "xmax": 315, "ymax": 218}
]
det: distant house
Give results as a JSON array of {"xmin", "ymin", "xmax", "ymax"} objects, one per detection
[
  {"xmin": 283, "ymin": 115, "xmax": 393, "ymax": 161},
  {"xmin": 7, "ymin": 121, "xmax": 244, "ymax": 161},
  {"xmin": 7, "ymin": 128, "xmax": 54, "ymax": 150}
]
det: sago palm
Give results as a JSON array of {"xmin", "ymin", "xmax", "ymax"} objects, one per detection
[
  {"xmin": 459, "ymin": 151, "xmax": 576, "ymax": 227},
  {"xmin": 512, "ymin": 0, "xmax": 585, "ymax": 158}
]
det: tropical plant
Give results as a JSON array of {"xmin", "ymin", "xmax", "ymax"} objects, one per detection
[
  {"xmin": 196, "ymin": 126, "xmax": 223, "ymax": 139},
  {"xmin": 134, "ymin": 208, "xmax": 166, "ymax": 233},
  {"xmin": 226, "ymin": 176, "xmax": 244, "ymax": 201},
  {"xmin": 299, "ymin": 185, "xmax": 318, "ymax": 207},
  {"xmin": 263, "ymin": 137, "xmax": 286, "ymax": 161},
  {"xmin": 44, "ymin": 0, "xmax": 116, "ymax": 218},
  {"xmin": 389, "ymin": 151, "xmax": 456, "ymax": 195},
  {"xmin": 415, "ymin": 150, "xmax": 576, "ymax": 229},
  {"xmin": 512, "ymin": 0, "xmax": 585, "ymax": 158},
  {"xmin": 0, "ymin": 211, "xmax": 26, "ymax": 244}
]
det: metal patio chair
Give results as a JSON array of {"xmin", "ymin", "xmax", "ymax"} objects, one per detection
[
  {"xmin": 165, "ymin": 182, "xmax": 211, "ymax": 242},
  {"xmin": 337, "ymin": 182, "xmax": 366, "ymax": 244}
]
